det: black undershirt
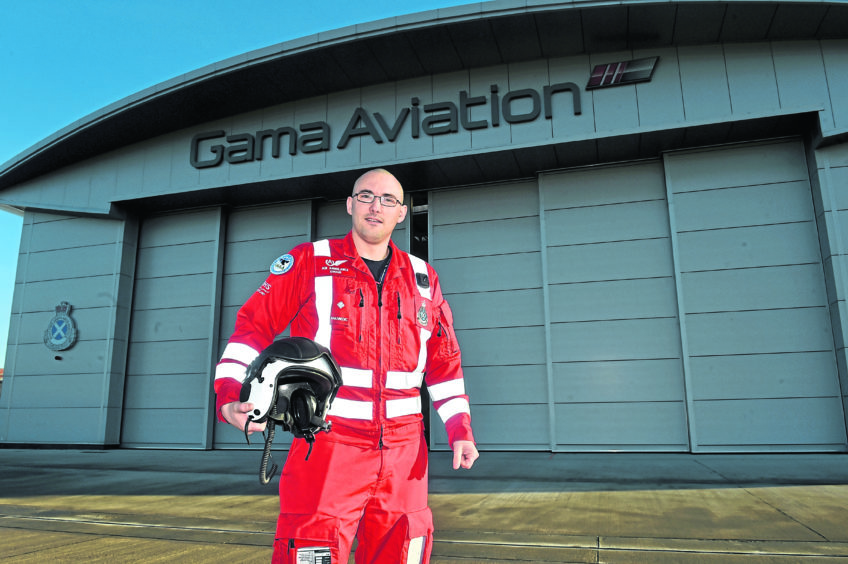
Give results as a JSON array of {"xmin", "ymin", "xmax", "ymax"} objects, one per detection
[{"xmin": 361, "ymin": 247, "xmax": 392, "ymax": 296}]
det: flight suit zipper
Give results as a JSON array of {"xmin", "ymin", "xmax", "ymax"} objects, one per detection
[
  {"xmin": 357, "ymin": 288, "xmax": 364, "ymax": 342},
  {"xmin": 396, "ymin": 292, "xmax": 402, "ymax": 344}
]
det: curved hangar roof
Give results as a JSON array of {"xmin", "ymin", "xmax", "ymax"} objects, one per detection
[{"xmin": 2, "ymin": 0, "xmax": 847, "ymax": 201}]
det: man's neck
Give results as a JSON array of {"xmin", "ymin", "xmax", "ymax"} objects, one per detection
[{"xmin": 353, "ymin": 236, "xmax": 390, "ymax": 261}]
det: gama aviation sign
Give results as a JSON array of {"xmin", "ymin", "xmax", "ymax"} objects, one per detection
[{"xmin": 189, "ymin": 57, "xmax": 658, "ymax": 169}]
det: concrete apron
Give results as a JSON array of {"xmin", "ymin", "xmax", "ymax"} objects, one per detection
[
  {"xmin": 2, "ymin": 487, "xmax": 848, "ymax": 563},
  {"xmin": 1, "ymin": 450, "xmax": 848, "ymax": 563},
  {"xmin": 428, "ymin": 486, "xmax": 848, "ymax": 563}
]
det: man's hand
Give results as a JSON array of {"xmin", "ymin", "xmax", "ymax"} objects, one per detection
[
  {"xmin": 452, "ymin": 440, "xmax": 479, "ymax": 470},
  {"xmin": 221, "ymin": 401, "xmax": 267, "ymax": 434}
]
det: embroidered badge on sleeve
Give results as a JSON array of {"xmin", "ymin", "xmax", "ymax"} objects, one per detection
[{"xmin": 270, "ymin": 254, "xmax": 295, "ymax": 275}]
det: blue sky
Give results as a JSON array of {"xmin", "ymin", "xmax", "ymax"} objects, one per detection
[{"xmin": 0, "ymin": 0, "xmax": 466, "ymax": 367}]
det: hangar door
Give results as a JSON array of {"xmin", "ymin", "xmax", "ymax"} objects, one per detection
[
  {"xmin": 428, "ymin": 166, "xmax": 690, "ymax": 452},
  {"xmin": 123, "ymin": 208, "xmax": 226, "ymax": 448},
  {"xmin": 430, "ymin": 139, "xmax": 847, "ymax": 452},
  {"xmin": 540, "ymin": 162, "xmax": 689, "ymax": 451},
  {"xmin": 666, "ymin": 140, "xmax": 846, "ymax": 452}
]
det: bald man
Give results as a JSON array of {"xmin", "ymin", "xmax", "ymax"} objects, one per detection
[{"xmin": 215, "ymin": 169, "xmax": 478, "ymax": 564}]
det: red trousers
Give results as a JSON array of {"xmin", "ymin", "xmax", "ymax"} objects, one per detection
[{"xmin": 271, "ymin": 421, "xmax": 433, "ymax": 564}]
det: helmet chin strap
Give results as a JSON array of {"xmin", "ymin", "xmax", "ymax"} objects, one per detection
[
  {"xmin": 244, "ymin": 404, "xmax": 281, "ymax": 486},
  {"xmin": 258, "ymin": 419, "xmax": 279, "ymax": 485},
  {"xmin": 245, "ymin": 400, "xmax": 329, "ymax": 485}
]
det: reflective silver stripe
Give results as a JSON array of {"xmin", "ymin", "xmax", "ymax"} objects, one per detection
[
  {"xmin": 215, "ymin": 361, "xmax": 247, "ymax": 382},
  {"xmin": 408, "ymin": 254, "xmax": 431, "ymax": 299},
  {"xmin": 407, "ymin": 537, "xmax": 425, "ymax": 564},
  {"xmin": 386, "ymin": 326, "xmax": 431, "ymax": 390},
  {"xmin": 341, "ymin": 367, "xmax": 372, "ymax": 388},
  {"xmin": 221, "ymin": 342, "xmax": 260, "ymax": 365},
  {"xmin": 386, "ymin": 370, "xmax": 424, "ymax": 390},
  {"xmin": 386, "ymin": 396, "xmax": 422, "ymax": 418},
  {"xmin": 313, "ymin": 239, "xmax": 330, "ymax": 256},
  {"xmin": 436, "ymin": 397, "xmax": 470, "ymax": 423},
  {"xmin": 313, "ymin": 240, "xmax": 332, "ymax": 349},
  {"xmin": 415, "ymin": 327, "xmax": 431, "ymax": 375},
  {"xmin": 428, "ymin": 378, "xmax": 466, "ymax": 402},
  {"xmin": 328, "ymin": 398, "xmax": 373, "ymax": 420},
  {"xmin": 314, "ymin": 276, "xmax": 332, "ymax": 348},
  {"xmin": 407, "ymin": 256, "xmax": 433, "ymax": 391}
]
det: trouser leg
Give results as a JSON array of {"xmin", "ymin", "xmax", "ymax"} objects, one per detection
[
  {"xmin": 354, "ymin": 429, "xmax": 433, "ymax": 564},
  {"xmin": 272, "ymin": 436, "xmax": 376, "ymax": 563}
]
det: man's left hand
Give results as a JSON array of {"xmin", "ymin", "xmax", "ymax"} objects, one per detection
[{"xmin": 452, "ymin": 440, "xmax": 479, "ymax": 470}]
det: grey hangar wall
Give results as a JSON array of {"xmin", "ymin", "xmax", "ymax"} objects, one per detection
[{"xmin": 1, "ymin": 1, "xmax": 848, "ymax": 452}]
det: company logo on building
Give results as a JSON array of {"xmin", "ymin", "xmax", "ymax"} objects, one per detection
[
  {"xmin": 189, "ymin": 81, "xmax": 583, "ymax": 169},
  {"xmin": 44, "ymin": 301, "xmax": 78, "ymax": 351},
  {"xmin": 586, "ymin": 57, "xmax": 659, "ymax": 90}
]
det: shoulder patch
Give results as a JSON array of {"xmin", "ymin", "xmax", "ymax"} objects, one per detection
[{"xmin": 270, "ymin": 253, "xmax": 295, "ymax": 275}]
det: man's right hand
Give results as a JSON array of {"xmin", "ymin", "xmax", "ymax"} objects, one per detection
[{"xmin": 221, "ymin": 401, "xmax": 267, "ymax": 434}]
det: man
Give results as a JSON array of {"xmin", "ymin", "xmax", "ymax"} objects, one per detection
[{"xmin": 214, "ymin": 168, "xmax": 479, "ymax": 563}]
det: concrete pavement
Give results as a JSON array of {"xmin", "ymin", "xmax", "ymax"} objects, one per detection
[{"xmin": 1, "ymin": 447, "xmax": 848, "ymax": 562}]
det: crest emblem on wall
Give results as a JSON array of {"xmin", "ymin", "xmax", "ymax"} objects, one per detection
[{"xmin": 43, "ymin": 301, "xmax": 78, "ymax": 351}]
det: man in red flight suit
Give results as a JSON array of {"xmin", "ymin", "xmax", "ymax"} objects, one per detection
[{"xmin": 214, "ymin": 168, "xmax": 479, "ymax": 563}]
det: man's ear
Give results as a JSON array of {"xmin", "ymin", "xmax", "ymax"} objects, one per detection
[
  {"xmin": 398, "ymin": 204, "xmax": 408, "ymax": 224},
  {"xmin": 346, "ymin": 196, "xmax": 353, "ymax": 216}
]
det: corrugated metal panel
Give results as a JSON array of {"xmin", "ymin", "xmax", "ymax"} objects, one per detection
[
  {"xmin": 666, "ymin": 139, "xmax": 847, "ymax": 452},
  {"xmin": 123, "ymin": 208, "xmax": 223, "ymax": 448},
  {"xmin": 542, "ymin": 161, "xmax": 689, "ymax": 451},
  {"xmin": 430, "ymin": 180, "xmax": 547, "ymax": 450}
]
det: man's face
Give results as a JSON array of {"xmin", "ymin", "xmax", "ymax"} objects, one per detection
[{"xmin": 347, "ymin": 171, "xmax": 408, "ymax": 249}]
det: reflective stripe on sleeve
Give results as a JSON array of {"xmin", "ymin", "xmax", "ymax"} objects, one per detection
[
  {"xmin": 215, "ymin": 361, "xmax": 247, "ymax": 382},
  {"xmin": 386, "ymin": 396, "xmax": 422, "ymax": 418},
  {"xmin": 436, "ymin": 397, "xmax": 470, "ymax": 423},
  {"xmin": 428, "ymin": 378, "xmax": 466, "ymax": 402},
  {"xmin": 221, "ymin": 342, "xmax": 260, "ymax": 365},
  {"xmin": 341, "ymin": 367, "xmax": 373, "ymax": 388},
  {"xmin": 328, "ymin": 398, "xmax": 373, "ymax": 420}
]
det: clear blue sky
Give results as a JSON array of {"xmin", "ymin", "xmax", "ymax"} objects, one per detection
[{"xmin": 0, "ymin": 0, "xmax": 466, "ymax": 367}]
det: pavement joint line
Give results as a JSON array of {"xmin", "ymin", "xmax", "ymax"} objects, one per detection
[
  {"xmin": 735, "ymin": 485, "xmax": 831, "ymax": 542},
  {"xmin": 8, "ymin": 513, "xmax": 847, "ymax": 556},
  {"xmin": 432, "ymin": 535, "xmax": 848, "ymax": 557},
  {"xmin": 0, "ymin": 513, "xmax": 273, "ymax": 538},
  {"xmin": 690, "ymin": 455, "xmax": 832, "ymax": 542},
  {"xmin": 596, "ymin": 545, "xmax": 848, "ymax": 557},
  {"xmin": 4, "ymin": 516, "xmax": 848, "ymax": 559}
]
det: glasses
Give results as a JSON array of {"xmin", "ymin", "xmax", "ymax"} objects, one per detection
[{"xmin": 352, "ymin": 191, "xmax": 402, "ymax": 207}]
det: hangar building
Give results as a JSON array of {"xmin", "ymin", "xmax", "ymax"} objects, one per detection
[{"xmin": 2, "ymin": 0, "xmax": 848, "ymax": 453}]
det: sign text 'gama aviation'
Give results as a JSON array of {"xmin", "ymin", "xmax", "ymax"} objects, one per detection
[{"xmin": 190, "ymin": 82, "xmax": 581, "ymax": 169}]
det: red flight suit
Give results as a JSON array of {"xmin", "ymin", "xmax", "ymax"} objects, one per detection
[{"xmin": 214, "ymin": 233, "xmax": 474, "ymax": 563}]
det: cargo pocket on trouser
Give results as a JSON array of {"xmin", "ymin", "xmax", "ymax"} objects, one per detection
[
  {"xmin": 403, "ymin": 507, "xmax": 434, "ymax": 564},
  {"xmin": 356, "ymin": 506, "xmax": 433, "ymax": 564},
  {"xmin": 273, "ymin": 514, "xmax": 341, "ymax": 564}
]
